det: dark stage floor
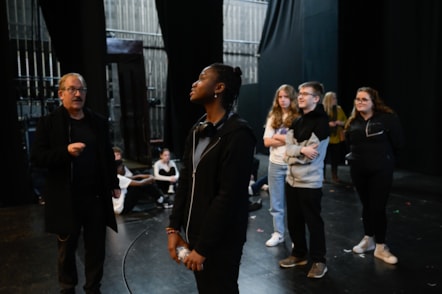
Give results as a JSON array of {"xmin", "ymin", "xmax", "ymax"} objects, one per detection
[{"xmin": 1, "ymin": 154, "xmax": 442, "ymax": 294}]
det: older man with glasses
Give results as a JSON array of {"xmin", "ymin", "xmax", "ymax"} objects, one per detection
[{"xmin": 30, "ymin": 72, "xmax": 120, "ymax": 293}]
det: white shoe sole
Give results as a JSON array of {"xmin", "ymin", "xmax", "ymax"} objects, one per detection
[
  {"xmin": 265, "ymin": 239, "xmax": 284, "ymax": 247},
  {"xmin": 307, "ymin": 266, "xmax": 328, "ymax": 278}
]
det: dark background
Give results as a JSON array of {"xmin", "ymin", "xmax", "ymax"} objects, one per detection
[{"xmin": 2, "ymin": 0, "xmax": 441, "ymax": 206}]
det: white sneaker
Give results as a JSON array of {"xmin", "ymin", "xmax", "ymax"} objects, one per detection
[
  {"xmin": 265, "ymin": 232, "xmax": 284, "ymax": 247},
  {"xmin": 352, "ymin": 236, "xmax": 375, "ymax": 254}
]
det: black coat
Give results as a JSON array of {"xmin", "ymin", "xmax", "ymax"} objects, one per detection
[
  {"xmin": 169, "ymin": 113, "xmax": 256, "ymax": 258},
  {"xmin": 30, "ymin": 106, "xmax": 119, "ymax": 234}
]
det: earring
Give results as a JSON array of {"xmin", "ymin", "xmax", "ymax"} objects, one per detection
[{"xmin": 214, "ymin": 93, "xmax": 218, "ymax": 98}]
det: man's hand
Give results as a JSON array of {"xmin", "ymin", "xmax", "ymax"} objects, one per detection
[{"xmin": 68, "ymin": 142, "xmax": 86, "ymax": 157}]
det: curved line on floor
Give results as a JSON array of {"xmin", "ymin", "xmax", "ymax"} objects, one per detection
[{"xmin": 121, "ymin": 227, "xmax": 150, "ymax": 293}]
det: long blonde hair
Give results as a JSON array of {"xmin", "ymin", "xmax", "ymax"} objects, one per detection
[
  {"xmin": 323, "ymin": 91, "xmax": 337, "ymax": 118},
  {"xmin": 266, "ymin": 84, "xmax": 299, "ymax": 129}
]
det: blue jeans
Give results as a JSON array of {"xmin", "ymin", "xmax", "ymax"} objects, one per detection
[
  {"xmin": 268, "ymin": 161, "xmax": 288, "ymax": 236},
  {"xmin": 251, "ymin": 175, "xmax": 268, "ymax": 195}
]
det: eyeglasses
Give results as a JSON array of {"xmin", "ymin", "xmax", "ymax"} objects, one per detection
[
  {"xmin": 355, "ymin": 97, "xmax": 370, "ymax": 103},
  {"xmin": 63, "ymin": 87, "xmax": 87, "ymax": 95},
  {"xmin": 298, "ymin": 92, "xmax": 316, "ymax": 97}
]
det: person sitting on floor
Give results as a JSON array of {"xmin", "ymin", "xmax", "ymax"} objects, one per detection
[
  {"xmin": 247, "ymin": 174, "xmax": 268, "ymax": 212},
  {"xmin": 114, "ymin": 145, "xmax": 156, "ymax": 180},
  {"xmin": 248, "ymin": 175, "xmax": 269, "ymax": 196},
  {"xmin": 153, "ymin": 147, "xmax": 180, "ymax": 194},
  {"xmin": 113, "ymin": 146, "xmax": 134, "ymax": 177},
  {"xmin": 247, "ymin": 157, "xmax": 266, "ymax": 212},
  {"xmin": 113, "ymin": 160, "xmax": 173, "ymax": 214}
]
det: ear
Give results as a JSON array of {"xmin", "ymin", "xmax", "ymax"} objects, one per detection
[
  {"xmin": 214, "ymin": 82, "xmax": 225, "ymax": 95},
  {"xmin": 58, "ymin": 89, "xmax": 64, "ymax": 99}
]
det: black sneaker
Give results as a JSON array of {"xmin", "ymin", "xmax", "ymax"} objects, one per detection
[
  {"xmin": 162, "ymin": 196, "xmax": 174, "ymax": 209},
  {"xmin": 248, "ymin": 198, "xmax": 262, "ymax": 211},
  {"xmin": 156, "ymin": 196, "xmax": 165, "ymax": 209}
]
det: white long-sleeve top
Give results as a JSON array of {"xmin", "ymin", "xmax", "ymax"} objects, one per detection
[
  {"xmin": 112, "ymin": 174, "xmax": 132, "ymax": 214},
  {"xmin": 153, "ymin": 159, "xmax": 179, "ymax": 182}
]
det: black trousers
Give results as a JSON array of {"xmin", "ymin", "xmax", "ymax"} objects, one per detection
[
  {"xmin": 324, "ymin": 142, "xmax": 346, "ymax": 177},
  {"xmin": 157, "ymin": 167, "xmax": 177, "ymax": 194},
  {"xmin": 350, "ymin": 161, "xmax": 394, "ymax": 244},
  {"xmin": 122, "ymin": 184, "xmax": 164, "ymax": 214},
  {"xmin": 286, "ymin": 184, "xmax": 326, "ymax": 263},
  {"xmin": 58, "ymin": 196, "xmax": 106, "ymax": 294},
  {"xmin": 193, "ymin": 245, "xmax": 244, "ymax": 294}
]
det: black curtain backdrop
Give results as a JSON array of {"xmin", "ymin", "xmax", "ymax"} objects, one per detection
[
  {"xmin": 106, "ymin": 39, "xmax": 152, "ymax": 165},
  {"xmin": 257, "ymin": 0, "xmax": 441, "ymax": 175},
  {"xmin": 338, "ymin": 0, "xmax": 441, "ymax": 174},
  {"xmin": 155, "ymin": 0, "xmax": 224, "ymax": 158},
  {"xmin": 39, "ymin": 0, "xmax": 108, "ymax": 116},
  {"xmin": 257, "ymin": 0, "xmax": 338, "ymax": 153},
  {"xmin": 257, "ymin": 0, "xmax": 303, "ymax": 136},
  {"xmin": 1, "ymin": 0, "xmax": 34, "ymax": 206}
]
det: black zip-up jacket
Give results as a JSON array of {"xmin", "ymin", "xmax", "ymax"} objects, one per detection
[
  {"xmin": 169, "ymin": 113, "xmax": 256, "ymax": 258},
  {"xmin": 30, "ymin": 106, "xmax": 119, "ymax": 234},
  {"xmin": 345, "ymin": 112, "xmax": 403, "ymax": 169}
]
